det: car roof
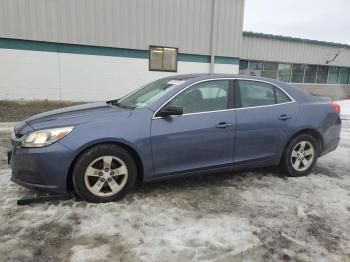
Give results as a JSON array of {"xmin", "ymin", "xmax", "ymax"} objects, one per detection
[
  {"xmin": 165, "ymin": 73, "xmax": 279, "ymax": 82},
  {"xmin": 164, "ymin": 73, "xmax": 313, "ymax": 102}
]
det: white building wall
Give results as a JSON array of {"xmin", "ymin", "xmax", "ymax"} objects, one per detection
[
  {"xmin": 0, "ymin": 48, "xmax": 61, "ymax": 100},
  {"xmin": 0, "ymin": 48, "xmax": 239, "ymax": 101}
]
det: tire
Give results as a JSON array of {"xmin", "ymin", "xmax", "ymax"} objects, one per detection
[
  {"xmin": 280, "ymin": 134, "xmax": 319, "ymax": 177},
  {"xmin": 72, "ymin": 144, "xmax": 137, "ymax": 203}
]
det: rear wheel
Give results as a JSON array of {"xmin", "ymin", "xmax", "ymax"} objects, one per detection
[
  {"xmin": 72, "ymin": 144, "xmax": 137, "ymax": 203},
  {"xmin": 281, "ymin": 134, "xmax": 318, "ymax": 177}
]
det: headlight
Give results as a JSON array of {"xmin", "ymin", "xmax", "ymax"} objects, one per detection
[{"xmin": 21, "ymin": 126, "xmax": 74, "ymax": 148}]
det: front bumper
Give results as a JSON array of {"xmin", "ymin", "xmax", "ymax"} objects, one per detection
[{"xmin": 9, "ymin": 141, "xmax": 75, "ymax": 194}]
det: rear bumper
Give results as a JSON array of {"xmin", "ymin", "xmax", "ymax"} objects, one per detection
[
  {"xmin": 320, "ymin": 137, "xmax": 340, "ymax": 156},
  {"xmin": 9, "ymin": 141, "xmax": 75, "ymax": 194}
]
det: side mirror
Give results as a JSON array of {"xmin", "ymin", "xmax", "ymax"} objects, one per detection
[{"xmin": 156, "ymin": 105, "xmax": 183, "ymax": 117}]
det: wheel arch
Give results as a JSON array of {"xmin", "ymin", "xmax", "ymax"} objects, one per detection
[
  {"xmin": 66, "ymin": 141, "xmax": 144, "ymax": 192},
  {"xmin": 281, "ymin": 128, "xmax": 324, "ymax": 162}
]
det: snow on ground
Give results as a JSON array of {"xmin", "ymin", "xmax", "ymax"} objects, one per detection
[
  {"xmin": 337, "ymin": 100, "xmax": 350, "ymax": 119},
  {"xmin": 0, "ymin": 102, "xmax": 350, "ymax": 261}
]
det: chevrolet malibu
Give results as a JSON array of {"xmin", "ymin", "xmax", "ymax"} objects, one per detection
[{"xmin": 8, "ymin": 74, "xmax": 341, "ymax": 203}]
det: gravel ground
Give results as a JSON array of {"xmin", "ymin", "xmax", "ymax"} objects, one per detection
[
  {"xmin": 0, "ymin": 102, "xmax": 349, "ymax": 262},
  {"xmin": 0, "ymin": 100, "xmax": 83, "ymax": 122}
]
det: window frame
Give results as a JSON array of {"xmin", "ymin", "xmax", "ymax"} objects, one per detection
[
  {"xmin": 234, "ymin": 80, "xmax": 293, "ymax": 109},
  {"xmin": 153, "ymin": 78, "xmax": 295, "ymax": 119},
  {"xmin": 149, "ymin": 45, "xmax": 178, "ymax": 72},
  {"xmin": 154, "ymin": 79, "xmax": 235, "ymax": 118}
]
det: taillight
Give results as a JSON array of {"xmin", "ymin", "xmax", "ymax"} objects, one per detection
[{"xmin": 331, "ymin": 102, "xmax": 341, "ymax": 115}]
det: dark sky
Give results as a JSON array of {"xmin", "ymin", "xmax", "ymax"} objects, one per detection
[{"xmin": 244, "ymin": 0, "xmax": 350, "ymax": 44}]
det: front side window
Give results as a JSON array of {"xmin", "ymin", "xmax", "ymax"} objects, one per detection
[
  {"xmin": 149, "ymin": 46, "xmax": 178, "ymax": 72},
  {"xmin": 237, "ymin": 80, "xmax": 291, "ymax": 108},
  {"xmin": 168, "ymin": 80, "xmax": 229, "ymax": 114}
]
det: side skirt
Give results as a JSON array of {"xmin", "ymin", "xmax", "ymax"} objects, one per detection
[{"xmin": 144, "ymin": 165, "xmax": 234, "ymax": 183}]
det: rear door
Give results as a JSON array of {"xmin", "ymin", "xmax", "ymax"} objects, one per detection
[
  {"xmin": 150, "ymin": 79, "xmax": 236, "ymax": 177},
  {"xmin": 234, "ymin": 80, "xmax": 298, "ymax": 167}
]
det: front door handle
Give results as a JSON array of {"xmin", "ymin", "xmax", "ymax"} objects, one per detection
[
  {"xmin": 215, "ymin": 122, "xmax": 233, "ymax": 128},
  {"xmin": 279, "ymin": 114, "xmax": 291, "ymax": 121}
]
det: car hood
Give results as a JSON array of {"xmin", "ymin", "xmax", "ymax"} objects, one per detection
[{"xmin": 15, "ymin": 102, "xmax": 132, "ymax": 134}]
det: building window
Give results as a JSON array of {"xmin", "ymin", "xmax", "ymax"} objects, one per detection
[
  {"xmin": 240, "ymin": 59, "xmax": 350, "ymax": 85},
  {"xmin": 149, "ymin": 46, "xmax": 178, "ymax": 72},
  {"xmin": 339, "ymin": 68, "xmax": 350, "ymax": 84},
  {"xmin": 277, "ymin": 64, "xmax": 291, "ymax": 82},
  {"xmin": 304, "ymin": 65, "xmax": 317, "ymax": 83},
  {"xmin": 291, "ymin": 64, "xmax": 305, "ymax": 83},
  {"xmin": 239, "ymin": 60, "xmax": 248, "ymax": 70},
  {"xmin": 316, "ymin": 66, "xmax": 329, "ymax": 84},
  {"xmin": 263, "ymin": 62, "xmax": 278, "ymax": 71},
  {"xmin": 249, "ymin": 61, "xmax": 263, "ymax": 70},
  {"xmin": 328, "ymin": 66, "xmax": 340, "ymax": 84}
]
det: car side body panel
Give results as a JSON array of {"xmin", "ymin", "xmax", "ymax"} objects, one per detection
[
  {"xmin": 150, "ymin": 110, "xmax": 236, "ymax": 177},
  {"xmin": 234, "ymin": 101, "xmax": 299, "ymax": 168},
  {"xmin": 8, "ymin": 74, "xmax": 341, "ymax": 194}
]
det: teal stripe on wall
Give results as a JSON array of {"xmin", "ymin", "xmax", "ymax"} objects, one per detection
[
  {"xmin": 59, "ymin": 44, "xmax": 148, "ymax": 59},
  {"xmin": 214, "ymin": 56, "xmax": 240, "ymax": 65},
  {"xmin": 0, "ymin": 38, "xmax": 239, "ymax": 65},
  {"xmin": 178, "ymin": 53, "xmax": 210, "ymax": 63},
  {"xmin": 0, "ymin": 38, "xmax": 59, "ymax": 52}
]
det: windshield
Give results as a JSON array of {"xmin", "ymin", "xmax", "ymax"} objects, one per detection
[{"xmin": 115, "ymin": 79, "xmax": 184, "ymax": 108}]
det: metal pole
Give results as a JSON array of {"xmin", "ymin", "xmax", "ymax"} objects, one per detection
[{"xmin": 210, "ymin": 0, "xmax": 217, "ymax": 74}]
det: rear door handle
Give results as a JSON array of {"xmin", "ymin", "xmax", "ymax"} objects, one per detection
[
  {"xmin": 215, "ymin": 122, "xmax": 233, "ymax": 128},
  {"xmin": 279, "ymin": 114, "xmax": 291, "ymax": 121}
]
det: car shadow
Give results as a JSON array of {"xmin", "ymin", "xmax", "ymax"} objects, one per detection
[{"xmin": 135, "ymin": 166, "xmax": 288, "ymax": 196}]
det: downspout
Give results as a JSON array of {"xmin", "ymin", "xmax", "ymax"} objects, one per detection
[{"xmin": 210, "ymin": 0, "xmax": 218, "ymax": 73}]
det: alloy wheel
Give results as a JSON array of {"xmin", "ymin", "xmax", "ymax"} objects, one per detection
[
  {"xmin": 290, "ymin": 141, "xmax": 315, "ymax": 172},
  {"xmin": 84, "ymin": 156, "xmax": 128, "ymax": 197}
]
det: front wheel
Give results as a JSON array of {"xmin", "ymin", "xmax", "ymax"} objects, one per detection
[
  {"xmin": 72, "ymin": 144, "xmax": 137, "ymax": 203},
  {"xmin": 281, "ymin": 134, "xmax": 319, "ymax": 177}
]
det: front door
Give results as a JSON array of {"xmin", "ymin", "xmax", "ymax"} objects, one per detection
[{"xmin": 150, "ymin": 79, "xmax": 236, "ymax": 177}]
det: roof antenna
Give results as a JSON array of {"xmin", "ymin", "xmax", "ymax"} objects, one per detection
[{"xmin": 326, "ymin": 47, "xmax": 346, "ymax": 64}]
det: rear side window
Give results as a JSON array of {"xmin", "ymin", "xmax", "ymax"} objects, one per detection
[
  {"xmin": 237, "ymin": 80, "xmax": 291, "ymax": 108},
  {"xmin": 275, "ymin": 87, "xmax": 291, "ymax": 103}
]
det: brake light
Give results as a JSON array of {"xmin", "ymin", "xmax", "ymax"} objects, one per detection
[{"xmin": 331, "ymin": 102, "xmax": 341, "ymax": 115}]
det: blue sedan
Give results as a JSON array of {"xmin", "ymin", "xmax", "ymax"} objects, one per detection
[{"xmin": 8, "ymin": 74, "xmax": 341, "ymax": 202}]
